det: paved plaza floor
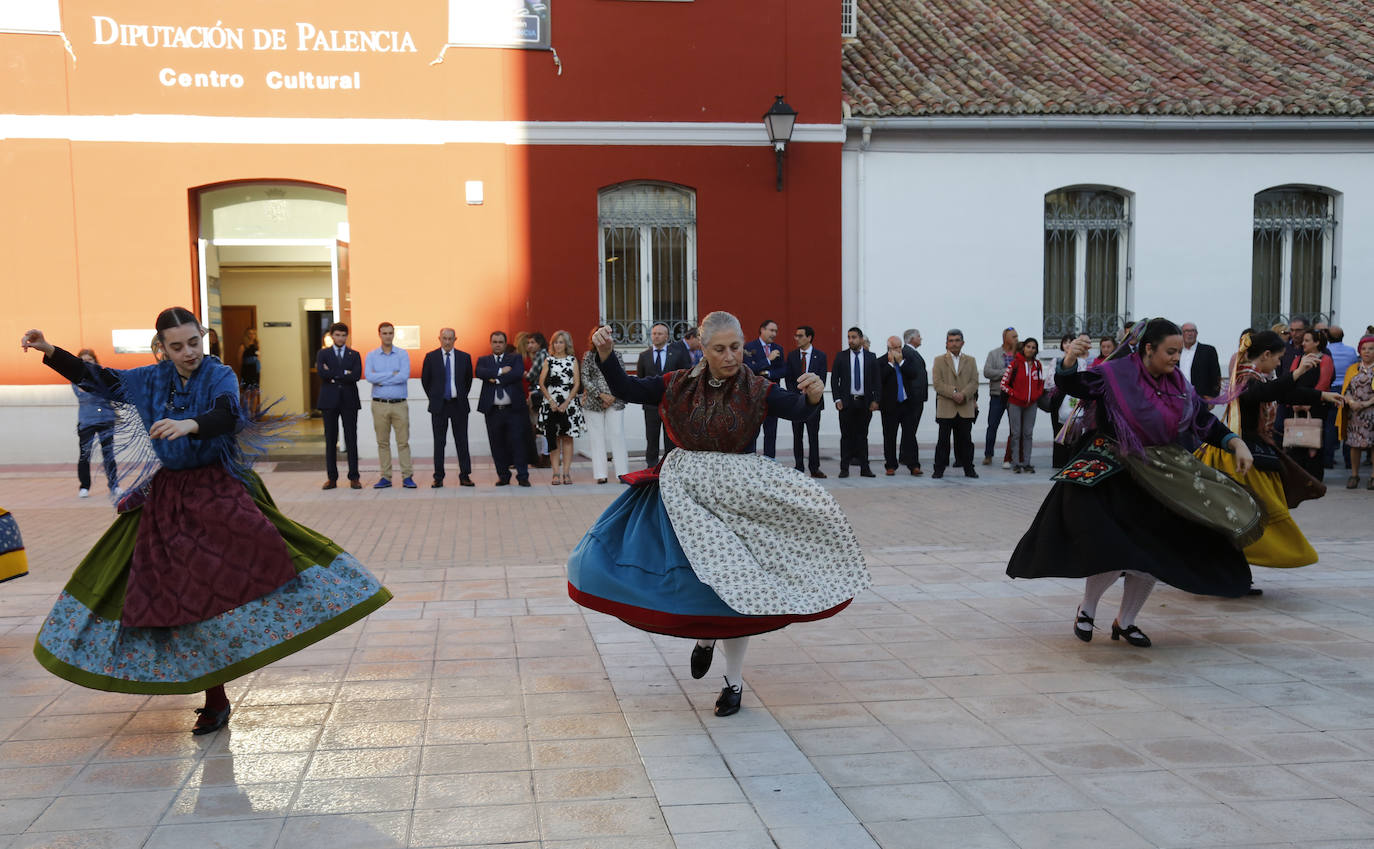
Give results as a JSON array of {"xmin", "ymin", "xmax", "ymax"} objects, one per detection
[{"xmin": 3, "ymin": 455, "xmax": 1374, "ymax": 849}]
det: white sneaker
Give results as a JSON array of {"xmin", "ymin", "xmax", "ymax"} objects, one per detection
[
  {"xmin": 78, "ymin": 488, "xmax": 90, "ymax": 498},
  {"xmin": 1001, "ymin": 461, "xmax": 1012, "ymax": 470}
]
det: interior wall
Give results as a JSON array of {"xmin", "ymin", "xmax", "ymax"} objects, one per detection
[{"xmin": 218, "ymin": 267, "xmax": 332, "ymax": 415}]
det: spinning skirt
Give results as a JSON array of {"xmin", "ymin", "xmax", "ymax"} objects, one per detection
[
  {"xmin": 33, "ymin": 470, "xmax": 391, "ymax": 694},
  {"xmin": 0, "ymin": 508, "xmax": 27, "ymax": 583},
  {"xmin": 568, "ymin": 451, "xmax": 870, "ymax": 639},
  {"xmin": 1197, "ymin": 445, "xmax": 1318, "ymax": 568}
]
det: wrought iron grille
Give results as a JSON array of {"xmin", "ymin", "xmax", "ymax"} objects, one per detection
[
  {"xmin": 1044, "ymin": 189, "xmax": 1130, "ymax": 341},
  {"xmin": 1251, "ymin": 188, "xmax": 1334, "ymax": 331},
  {"xmin": 599, "ymin": 183, "xmax": 696, "ymax": 346},
  {"xmin": 842, "ymin": 0, "xmax": 858, "ymax": 38}
]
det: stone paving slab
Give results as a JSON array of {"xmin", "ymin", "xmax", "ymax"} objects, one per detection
[{"xmin": 2, "ymin": 457, "xmax": 1374, "ymax": 848}]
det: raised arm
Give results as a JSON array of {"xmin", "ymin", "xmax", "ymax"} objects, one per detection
[
  {"xmin": 766, "ymin": 384, "xmax": 824, "ymax": 421},
  {"xmin": 22, "ymin": 332, "xmax": 123, "ymax": 399},
  {"xmin": 592, "ymin": 326, "xmax": 667, "ymax": 405}
]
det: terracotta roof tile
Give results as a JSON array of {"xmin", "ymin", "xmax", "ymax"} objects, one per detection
[{"xmin": 843, "ymin": 0, "xmax": 1374, "ymax": 116}]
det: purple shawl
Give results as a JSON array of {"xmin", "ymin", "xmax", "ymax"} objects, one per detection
[{"xmin": 1095, "ymin": 354, "xmax": 1210, "ymax": 457}]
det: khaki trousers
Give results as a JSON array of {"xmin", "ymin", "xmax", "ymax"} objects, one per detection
[{"xmin": 372, "ymin": 400, "xmax": 412, "ymax": 479}]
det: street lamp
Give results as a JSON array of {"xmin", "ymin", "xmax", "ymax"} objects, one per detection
[{"xmin": 762, "ymin": 95, "xmax": 798, "ymax": 192}]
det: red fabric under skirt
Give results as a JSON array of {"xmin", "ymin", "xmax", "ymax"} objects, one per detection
[
  {"xmin": 568, "ymin": 583, "xmax": 852, "ymax": 639},
  {"xmin": 124, "ymin": 465, "xmax": 297, "ymax": 628}
]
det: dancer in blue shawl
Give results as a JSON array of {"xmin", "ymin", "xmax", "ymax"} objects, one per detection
[{"xmin": 21, "ymin": 308, "xmax": 391, "ymax": 734}]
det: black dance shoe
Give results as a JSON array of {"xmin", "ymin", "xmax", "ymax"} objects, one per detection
[
  {"xmin": 1074, "ymin": 607, "xmax": 1094, "ymax": 642},
  {"xmin": 691, "ymin": 642, "xmax": 715, "ymax": 679},
  {"xmin": 714, "ymin": 679, "xmax": 742, "ymax": 717},
  {"xmin": 192, "ymin": 704, "xmax": 232, "ymax": 735},
  {"xmin": 1111, "ymin": 621, "xmax": 1151, "ymax": 647}
]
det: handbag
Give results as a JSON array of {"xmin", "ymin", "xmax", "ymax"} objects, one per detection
[
  {"xmin": 1282, "ymin": 412, "xmax": 1321, "ymax": 449},
  {"xmin": 1037, "ymin": 387, "xmax": 1060, "ymax": 414},
  {"xmin": 1276, "ymin": 449, "xmax": 1326, "ymax": 508}
]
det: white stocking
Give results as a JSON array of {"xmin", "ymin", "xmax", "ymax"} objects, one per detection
[
  {"xmin": 1117, "ymin": 571, "xmax": 1157, "ymax": 628},
  {"xmin": 1080, "ymin": 571, "xmax": 1121, "ymax": 621},
  {"xmin": 721, "ymin": 637, "xmax": 749, "ymax": 690}
]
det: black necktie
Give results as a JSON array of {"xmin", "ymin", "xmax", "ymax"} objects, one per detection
[{"xmin": 655, "ymin": 349, "xmax": 663, "ymax": 372}]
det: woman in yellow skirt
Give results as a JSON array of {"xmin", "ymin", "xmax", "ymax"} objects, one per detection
[
  {"xmin": 0, "ymin": 508, "xmax": 26, "ymax": 583},
  {"xmin": 1199, "ymin": 330, "xmax": 1345, "ymax": 569}
]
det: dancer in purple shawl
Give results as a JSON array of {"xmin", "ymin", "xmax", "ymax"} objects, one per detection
[{"xmin": 1007, "ymin": 319, "xmax": 1257, "ymax": 647}]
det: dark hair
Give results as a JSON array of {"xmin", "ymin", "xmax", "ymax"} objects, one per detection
[
  {"xmin": 1021, "ymin": 337, "xmax": 1040, "ymax": 353},
  {"xmin": 1302, "ymin": 328, "xmax": 1329, "ymax": 352},
  {"xmin": 683, "ymin": 327, "xmax": 699, "ymax": 340},
  {"xmin": 76, "ymin": 348, "xmax": 99, "ymax": 363},
  {"xmin": 1137, "ymin": 318, "xmax": 1182, "ymax": 359},
  {"xmin": 328, "ymin": 322, "xmax": 349, "ymax": 335},
  {"xmin": 1328, "ymin": 326, "xmax": 1345, "ymax": 342},
  {"xmin": 759, "ymin": 319, "xmax": 777, "ymax": 331},
  {"xmin": 796, "ymin": 325, "xmax": 815, "ymax": 341},
  {"xmin": 848, "ymin": 326, "xmax": 863, "ymax": 337},
  {"xmin": 490, "ymin": 331, "xmax": 507, "ymax": 341},
  {"xmin": 377, "ymin": 321, "xmax": 394, "ymax": 332},
  {"xmin": 1246, "ymin": 330, "xmax": 1286, "ymax": 358},
  {"xmin": 154, "ymin": 307, "xmax": 202, "ymax": 342},
  {"xmin": 1100, "ymin": 336, "xmax": 1116, "ymax": 346},
  {"xmin": 532, "ymin": 332, "xmax": 547, "ymax": 348},
  {"xmin": 1060, "ymin": 334, "xmax": 1074, "ymax": 346},
  {"xmin": 1289, "ymin": 315, "xmax": 1309, "ymax": 329}
]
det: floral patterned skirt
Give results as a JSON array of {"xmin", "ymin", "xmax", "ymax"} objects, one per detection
[
  {"xmin": 0, "ymin": 508, "xmax": 27, "ymax": 583},
  {"xmin": 33, "ymin": 471, "xmax": 391, "ymax": 694}
]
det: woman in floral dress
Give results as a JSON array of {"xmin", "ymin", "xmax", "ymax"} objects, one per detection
[
  {"xmin": 539, "ymin": 329, "xmax": 585, "ymax": 485},
  {"xmin": 1340, "ymin": 333, "xmax": 1374, "ymax": 490}
]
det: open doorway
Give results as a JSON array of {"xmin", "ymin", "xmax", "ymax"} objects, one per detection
[{"xmin": 192, "ymin": 182, "xmax": 348, "ymax": 416}]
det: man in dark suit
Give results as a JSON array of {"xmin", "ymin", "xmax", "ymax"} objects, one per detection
[
  {"xmin": 878, "ymin": 335, "xmax": 925, "ymax": 475},
  {"xmin": 316, "ymin": 321, "xmax": 363, "ymax": 490},
  {"xmin": 475, "ymin": 330, "xmax": 530, "ymax": 487},
  {"xmin": 1180, "ymin": 322, "xmax": 1222, "ymax": 398},
  {"xmin": 636, "ymin": 321, "xmax": 691, "ymax": 465},
  {"xmin": 901, "ymin": 328, "xmax": 929, "ymax": 474},
  {"xmin": 744, "ymin": 319, "xmax": 786, "ymax": 457},
  {"xmin": 830, "ymin": 326, "xmax": 880, "ymax": 478},
  {"xmin": 786, "ymin": 325, "xmax": 828, "ymax": 478},
  {"xmin": 420, "ymin": 328, "xmax": 474, "ymax": 488}
]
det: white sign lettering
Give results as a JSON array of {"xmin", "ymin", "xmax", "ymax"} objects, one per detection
[{"xmin": 92, "ymin": 15, "xmax": 417, "ymax": 53}]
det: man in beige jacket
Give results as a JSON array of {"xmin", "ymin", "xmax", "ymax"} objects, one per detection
[{"xmin": 931, "ymin": 329, "xmax": 980, "ymax": 478}]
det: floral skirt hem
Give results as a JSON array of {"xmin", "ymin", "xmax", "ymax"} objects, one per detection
[{"xmin": 1197, "ymin": 446, "xmax": 1318, "ymax": 568}]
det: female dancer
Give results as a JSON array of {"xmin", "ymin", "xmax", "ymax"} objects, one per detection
[
  {"xmin": 1339, "ymin": 332, "xmax": 1374, "ymax": 490},
  {"xmin": 538, "ymin": 329, "xmax": 585, "ymax": 485},
  {"xmin": 0, "ymin": 508, "xmax": 26, "ymax": 583},
  {"xmin": 1007, "ymin": 319, "xmax": 1257, "ymax": 647},
  {"xmin": 568, "ymin": 313, "xmax": 870, "ymax": 716},
  {"xmin": 21, "ymin": 308, "xmax": 390, "ymax": 733},
  {"xmin": 1198, "ymin": 331, "xmax": 1342, "ymax": 569}
]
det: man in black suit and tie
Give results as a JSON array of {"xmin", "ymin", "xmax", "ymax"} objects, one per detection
[
  {"xmin": 744, "ymin": 319, "xmax": 787, "ymax": 458},
  {"xmin": 636, "ymin": 321, "xmax": 691, "ymax": 466},
  {"xmin": 878, "ymin": 335, "xmax": 926, "ymax": 475},
  {"xmin": 901, "ymin": 328, "xmax": 929, "ymax": 474},
  {"xmin": 421, "ymin": 328, "xmax": 474, "ymax": 488},
  {"xmin": 475, "ymin": 330, "xmax": 531, "ymax": 487},
  {"xmin": 1180, "ymin": 322, "xmax": 1222, "ymax": 399},
  {"xmin": 786, "ymin": 325, "xmax": 828, "ymax": 478},
  {"xmin": 316, "ymin": 322, "xmax": 363, "ymax": 490},
  {"xmin": 830, "ymin": 326, "xmax": 880, "ymax": 478}
]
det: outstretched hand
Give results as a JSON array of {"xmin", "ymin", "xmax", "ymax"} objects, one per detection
[
  {"xmin": 20, "ymin": 329, "xmax": 54, "ymax": 356},
  {"xmin": 149, "ymin": 418, "xmax": 198, "ymax": 441},
  {"xmin": 1231, "ymin": 439, "xmax": 1254, "ymax": 477},
  {"xmin": 795, "ymin": 372, "xmax": 825, "ymax": 405},
  {"xmin": 591, "ymin": 326, "xmax": 616, "ymax": 359}
]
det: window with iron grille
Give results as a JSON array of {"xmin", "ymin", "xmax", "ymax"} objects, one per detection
[
  {"xmin": 842, "ymin": 0, "xmax": 858, "ymax": 38},
  {"xmin": 1043, "ymin": 187, "xmax": 1132, "ymax": 341},
  {"xmin": 1251, "ymin": 186, "xmax": 1336, "ymax": 330},
  {"xmin": 598, "ymin": 182, "xmax": 697, "ymax": 347}
]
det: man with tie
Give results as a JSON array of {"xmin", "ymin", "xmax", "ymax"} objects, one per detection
[
  {"xmin": 476, "ymin": 331, "xmax": 531, "ymax": 487},
  {"xmin": 830, "ymin": 326, "xmax": 880, "ymax": 478},
  {"xmin": 315, "ymin": 322, "xmax": 363, "ymax": 490},
  {"xmin": 932, "ymin": 328, "xmax": 980, "ymax": 479},
  {"xmin": 901, "ymin": 328, "xmax": 929, "ymax": 475},
  {"xmin": 744, "ymin": 319, "xmax": 787, "ymax": 458},
  {"xmin": 878, "ymin": 335, "xmax": 924, "ymax": 475},
  {"xmin": 421, "ymin": 328, "xmax": 474, "ymax": 488},
  {"xmin": 636, "ymin": 322, "xmax": 691, "ymax": 466},
  {"xmin": 786, "ymin": 325, "xmax": 828, "ymax": 478}
]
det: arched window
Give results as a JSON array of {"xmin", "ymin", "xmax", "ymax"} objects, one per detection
[
  {"xmin": 1043, "ymin": 187, "xmax": 1132, "ymax": 340},
  {"xmin": 598, "ymin": 182, "xmax": 697, "ymax": 345},
  {"xmin": 1252, "ymin": 186, "xmax": 1336, "ymax": 329}
]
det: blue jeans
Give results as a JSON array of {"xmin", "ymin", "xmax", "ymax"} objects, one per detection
[{"xmin": 984, "ymin": 394, "xmax": 1008, "ymax": 459}]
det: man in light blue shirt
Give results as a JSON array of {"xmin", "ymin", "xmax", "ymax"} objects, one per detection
[{"xmin": 365, "ymin": 322, "xmax": 415, "ymax": 488}]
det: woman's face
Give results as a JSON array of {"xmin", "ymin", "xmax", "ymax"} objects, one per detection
[
  {"xmin": 1360, "ymin": 341, "xmax": 1374, "ymax": 364},
  {"xmin": 160, "ymin": 322, "xmax": 204, "ymax": 378},
  {"xmin": 80, "ymin": 353, "xmax": 96, "ymax": 364},
  {"xmin": 551, "ymin": 335, "xmax": 567, "ymax": 356},
  {"xmin": 1021, "ymin": 340, "xmax": 1038, "ymax": 359},
  {"xmin": 1100, "ymin": 339, "xmax": 1116, "ymax": 359},
  {"xmin": 1301, "ymin": 332, "xmax": 1320, "ymax": 354},
  {"xmin": 702, "ymin": 330, "xmax": 744, "ymax": 378},
  {"xmin": 1142, "ymin": 334, "xmax": 1184, "ymax": 377}
]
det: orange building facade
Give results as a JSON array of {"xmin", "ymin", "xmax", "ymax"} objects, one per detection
[{"xmin": 2, "ymin": 1, "xmax": 843, "ymax": 439}]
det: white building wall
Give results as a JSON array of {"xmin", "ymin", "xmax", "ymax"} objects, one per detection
[{"xmin": 843, "ymin": 131, "xmax": 1374, "ymax": 375}]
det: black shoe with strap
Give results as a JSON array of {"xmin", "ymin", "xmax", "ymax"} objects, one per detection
[
  {"xmin": 192, "ymin": 704, "xmax": 232, "ymax": 735},
  {"xmin": 714, "ymin": 678, "xmax": 742, "ymax": 717},
  {"xmin": 1074, "ymin": 608, "xmax": 1094, "ymax": 642},
  {"xmin": 1111, "ymin": 621, "xmax": 1151, "ymax": 647},
  {"xmin": 691, "ymin": 642, "xmax": 714, "ymax": 679}
]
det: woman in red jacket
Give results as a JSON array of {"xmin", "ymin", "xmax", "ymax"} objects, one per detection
[{"xmin": 1001, "ymin": 337, "xmax": 1045, "ymax": 473}]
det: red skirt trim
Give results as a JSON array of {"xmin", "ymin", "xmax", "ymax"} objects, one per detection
[{"xmin": 568, "ymin": 582, "xmax": 852, "ymax": 639}]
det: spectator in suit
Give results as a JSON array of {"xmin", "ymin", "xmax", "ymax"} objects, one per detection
[
  {"xmin": 1180, "ymin": 322, "xmax": 1222, "ymax": 398},
  {"xmin": 983, "ymin": 327, "xmax": 1019, "ymax": 468},
  {"xmin": 744, "ymin": 319, "xmax": 786, "ymax": 458},
  {"xmin": 636, "ymin": 322, "xmax": 691, "ymax": 465},
  {"xmin": 420, "ymin": 328, "xmax": 474, "ymax": 488},
  {"xmin": 683, "ymin": 326, "xmax": 703, "ymax": 365},
  {"xmin": 901, "ymin": 328, "xmax": 929, "ymax": 475},
  {"xmin": 932, "ymin": 328, "xmax": 980, "ymax": 479},
  {"xmin": 831, "ymin": 326, "xmax": 879, "ymax": 478},
  {"xmin": 786, "ymin": 325, "xmax": 827, "ymax": 478},
  {"xmin": 476, "ymin": 331, "xmax": 531, "ymax": 487},
  {"xmin": 1280, "ymin": 316, "xmax": 1308, "ymax": 373},
  {"xmin": 878, "ymin": 335, "xmax": 922, "ymax": 475},
  {"xmin": 316, "ymin": 322, "xmax": 363, "ymax": 490},
  {"xmin": 365, "ymin": 322, "xmax": 415, "ymax": 489}
]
